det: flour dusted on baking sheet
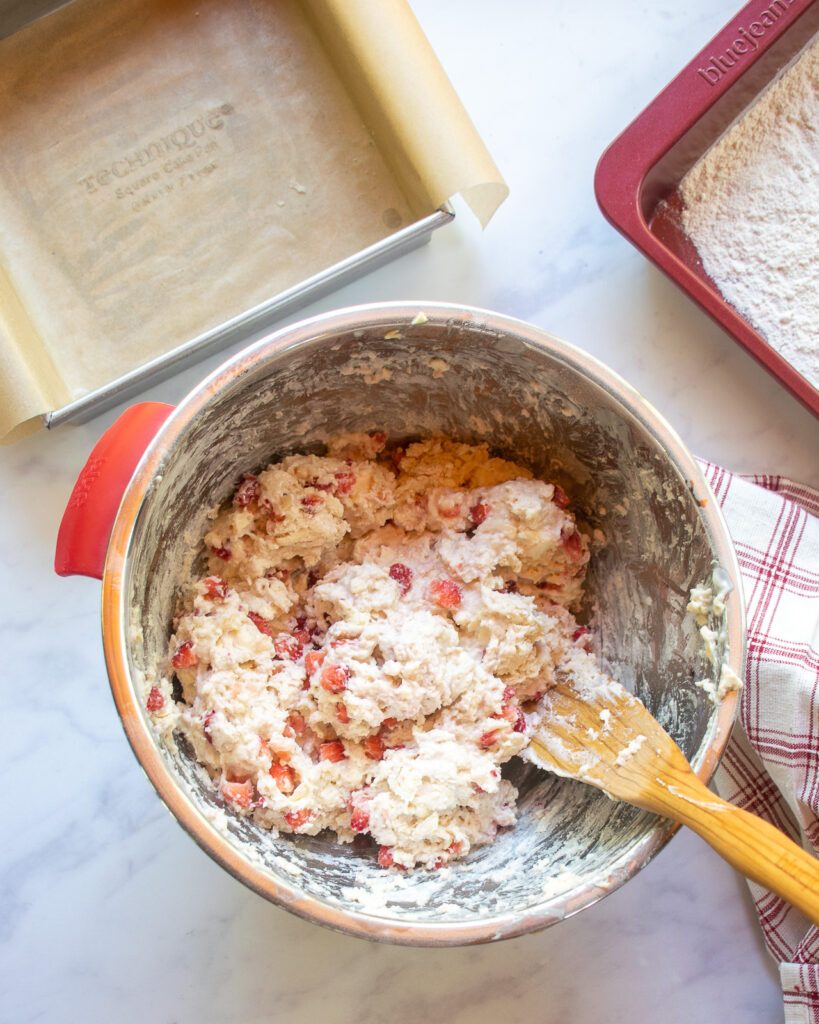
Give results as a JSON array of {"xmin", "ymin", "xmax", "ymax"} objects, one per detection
[
  {"xmin": 149, "ymin": 433, "xmax": 600, "ymax": 870},
  {"xmin": 680, "ymin": 37, "xmax": 819, "ymax": 390}
]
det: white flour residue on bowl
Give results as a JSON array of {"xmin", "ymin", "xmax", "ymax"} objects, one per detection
[
  {"xmin": 339, "ymin": 351, "xmax": 393, "ymax": 385},
  {"xmin": 680, "ymin": 37, "xmax": 819, "ymax": 389},
  {"xmin": 541, "ymin": 869, "xmax": 583, "ymax": 899},
  {"xmin": 687, "ymin": 568, "xmax": 743, "ymax": 704}
]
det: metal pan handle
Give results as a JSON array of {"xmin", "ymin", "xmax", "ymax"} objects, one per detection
[{"xmin": 54, "ymin": 402, "xmax": 175, "ymax": 579}]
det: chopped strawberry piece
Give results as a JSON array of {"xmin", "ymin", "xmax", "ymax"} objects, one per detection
[
  {"xmin": 286, "ymin": 711, "xmax": 306, "ymax": 736},
  {"xmin": 320, "ymin": 664, "xmax": 349, "ymax": 694},
  {"xmin": 377, "ymin": 846, "xmax": 394, "ymax": 869},
  {"xmin": 203, "ymin": 576, "xmax": 228, "ymax": 600},
  {"xmin": 433, "ymin": 856, "xmax": 446, "ymax": 870},
  {"xmin": 498, "ymin": 703, "xmax": 517, "ymax": 724},
  {"xmin": 248, "ymin": 611, "xmax": 273, "ymax": 637},
  {"xmin": 319, "ymin": 740, "xmax": 346, "ymax": 762},
  {"xmin": 211, "ymin": 545, "xmax": 231, "ymax": 561},
  {"xmin": 234, "ymin": 473, "xmax": 261, "ymax": 508},
  {"xmin": 274, "ymin": 633, "xmax": 304, "ymax": 661},
  {"xmin": 307, "ymin": 569, "xmax": 320, "ymax": 588},
  {"xmin": 362, "ymin": 735, "xmax": 385, "ymax": 760},
  {"xmin": 429, "ymin": 578, "xmax": 462, "ymax": 609},
  {"xmin": 221, "ymin": 779, "xmax": 254, "ymax": 808},
  {"xmin": 350, "ymin": 808, "xmax": 370, "ymax": 832},
  {"xmin": 284, "ymin": 808, "xmax": 313, "ymax": 831},
  {"xmin": 503, "ymin": 685, "xmax": 516, "ymax": 704},
  {"xmin": 469, "ymin": 501, "xmax": 490, "ymax": 525},
  {"xmin": 389, "ymin": 562, "xmax": 413, "ymax": 596},
  {"xmin": 333, "ymin": 471, "xmax": 356, "ymax": 496},
  {"xmin": 301, "ymin": 494, "xmax": 322, "ymax": 513},
  {"xmin": 572, "ymin": 625, "xmax": 589, "ymax": 642},
  {"xmin": 172, "ymin": 640, "xmax": 198, "ymax": 669},
  {"xmin": 552, "ymin": 484, "xmax": 570, "ymax": 509},
  {"xmin": 479, "ymin": 729, "xmax": 500, "ymax": 749},
  {"xmin": 448, "ymin": 840, "xmax": 462, "ymax": 855},
  {"xmin": 562, "ymin": 528, "xmax": 584, "ymax": 561},
  {"xmin": 293, "ymin": 628, "xmax": 311, "ymax": 646},
  {"xmin": 146, "ymin": 686, "xmax": 165, "ymax": 712},
  {"xmin": 336, "ymin": 701, "xmax": 350, "ymax": 724},
  {"xmin": 270, "ymin": 762, "xmax": 297, "ymax": 795},
  {"xmin": 369, "ymin": 431, "xmax": 388, "ymax": 450},
  {"xmin": 381, "ymin": 717, "xmax": 397, "ymax": 730},
  {"xmin": 309, "ymin": 479, "xmax": 334, "ymax": 492},
  {"xmin": 513, "ymin": 708, "xmax": 527, "ymax": 733},
  {"xmin": 305, "ymin": 650, "xmax": 326, "ymax": 676},
  {"xmin": 439, "ymin": 501, "xmax": 461, "ymax": 519},
  {"xmin": 259, "ymin": 498, "xmax": 285, "ymax": 521},
  {"xmin": 330, "ymin": 638, "xmax": 352, "ymax": 647},
  {"xmin": 203, "ymin": 710, "xmax": 215, "ymax": 743}
]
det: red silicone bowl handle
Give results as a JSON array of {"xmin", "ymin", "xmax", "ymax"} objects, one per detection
[{"xmin": 55, "ymin": 402, "xmax": 175, "ymax": 579}]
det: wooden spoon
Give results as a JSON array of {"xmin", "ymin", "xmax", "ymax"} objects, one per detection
[{"xmin": 530, "ymin": 679, "xmax": 819, "ymax": 925}]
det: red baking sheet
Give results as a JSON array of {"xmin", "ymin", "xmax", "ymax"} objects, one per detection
[{"xmin": 595, "ymin": 0, "xmax": 819, "ymax": 419}]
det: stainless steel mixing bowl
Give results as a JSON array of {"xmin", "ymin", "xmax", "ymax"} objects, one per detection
[{"xmin": 59, "ymin": 302, "xmax": 743, "ymax": 944}]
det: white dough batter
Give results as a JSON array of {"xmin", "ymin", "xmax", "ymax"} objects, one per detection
[{"xmin": 147, "ymin": 434, "xmax": 599, "ymax": 869}]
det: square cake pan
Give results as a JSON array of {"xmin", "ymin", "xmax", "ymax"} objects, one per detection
[
  {"xmin": 595, "ymin": 0, "xmax": 819, "ymax": 419},
  {"xmin": 0, "ymin": 0, "xmax": 456, "ymax": 432}
]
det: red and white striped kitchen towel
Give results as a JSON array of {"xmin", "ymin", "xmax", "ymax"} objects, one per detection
[{"xmin": 697, "ymin": 462, "xmax": 819, "ymax": 1023}]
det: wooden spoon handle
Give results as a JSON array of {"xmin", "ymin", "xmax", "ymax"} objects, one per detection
[{"xmin": 645, "ymin": 773, "xmax": 819, "ymax": 926}]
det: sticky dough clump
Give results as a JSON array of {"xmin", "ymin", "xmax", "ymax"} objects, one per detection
[{"xmin": 149, "ymin": 434, "xmax": 598, "ymax": 870}]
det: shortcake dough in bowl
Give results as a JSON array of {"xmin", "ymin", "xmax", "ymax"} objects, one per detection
[
  {"xmin": 98, "ymin": 303, "xmax": 742, "ymax": 943},
  {"xmin": 153, "ymin": 432, "xmax": 611, "ymax": 871}
]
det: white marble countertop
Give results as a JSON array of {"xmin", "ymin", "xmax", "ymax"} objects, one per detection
[{"xmin": 3, "ymin": 1, "xmax": 817, "ymax": 1021}]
